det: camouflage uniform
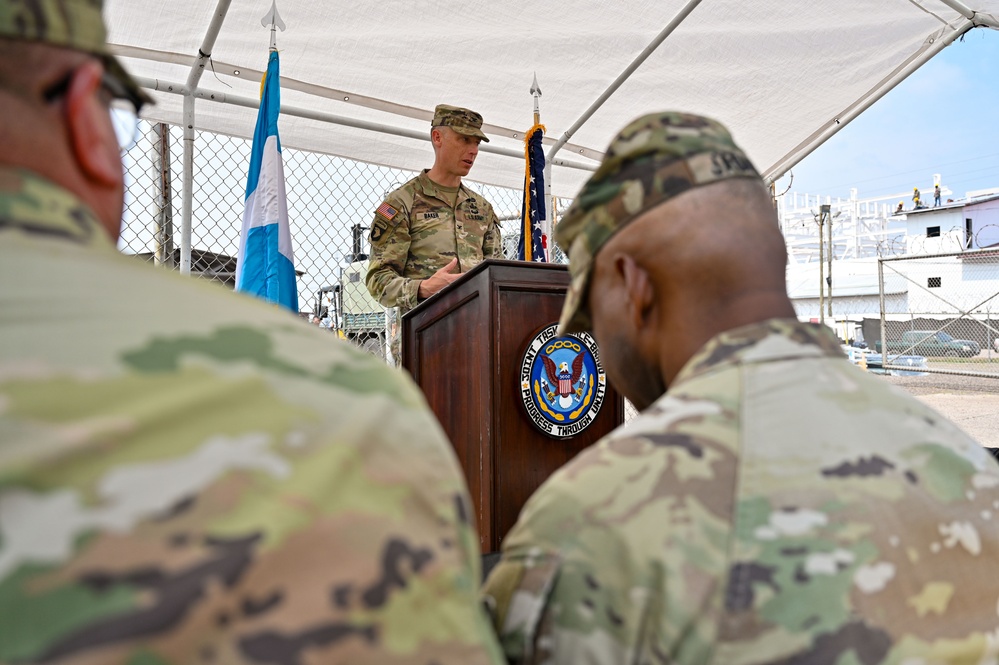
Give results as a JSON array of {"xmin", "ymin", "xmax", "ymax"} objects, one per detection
[
  {"xmin": 0, "ymin": 169, "xmax": 504, "ymax": 665},
  {"xmin": 482, "ymin": 112, "xmax": 999, "ymax": 664},
  {"xmin": 0, "ymin": 4, "xmax": 504, "ymax": 660},
  {"xmin": 365, "ymin": 106, "xmax": 504, "ymax": 314},
  {"xmin": 366, "ymin": 171, "xmax": 503, "ymax": 313}
]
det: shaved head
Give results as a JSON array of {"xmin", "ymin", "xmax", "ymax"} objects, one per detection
[{"xmin": 586, "ymin": 177, "xmax": 794, "ymax": 408}]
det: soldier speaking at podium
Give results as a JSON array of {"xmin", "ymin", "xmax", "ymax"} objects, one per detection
[{"xmin": 365, "ymin": 104, "xmax": 504, "ymax": 313}]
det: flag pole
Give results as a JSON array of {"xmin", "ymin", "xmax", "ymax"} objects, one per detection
[
  {"xmin": 236, "ymin": 0, "xmax": 297, "ymax": 312},
  {"xmin": 531, "ymin": 72, "xmax": 542, "ymax": 126},
  {"xmin": 518, "ymin": 75, "xmax": 547, "ymax": 262},
  {"xmin": 261, "ymin": 0, "xmax": 286, "ymax": 51},
  {"xmin": 529, "ymin": 74, "xmax": 547, "ymax": 260},
  {"xmin": 532, "ymin": 73, "xmax": 553, "ymax": 254}
]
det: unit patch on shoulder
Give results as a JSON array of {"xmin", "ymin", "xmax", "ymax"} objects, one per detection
[
  {"xmin": 370, "ymin": 219, "xmax": 388, "ymax": 242},
  {"xmin": 519, "ymin": 323, "xmax": 607, "ymax": 439},
  {"xmin": 376, "ymin": 202, "xmax": 398, "ymax": 221}
]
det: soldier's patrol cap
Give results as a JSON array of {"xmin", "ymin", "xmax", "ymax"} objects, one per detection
[
  {"xmin": 432, "ymin": 104, "xmax": 489, "ymax": 142},
  {"xmin": 0, "ymin": 0, "xmax": 151, "ymax": 108},
  {"xmin": 556, "ymin": 111, "xmax": 760, "ymax": 334}
]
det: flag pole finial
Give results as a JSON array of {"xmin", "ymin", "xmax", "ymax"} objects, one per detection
[
  {"xmin": 261, "ymin": 0, "xmax": 286, "ymax": 51},
  {"xmin": 530, "ymin": 72, "xmax": 542, "ymax": 125}
]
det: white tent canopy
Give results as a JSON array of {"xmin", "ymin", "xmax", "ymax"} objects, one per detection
[{"xmin": 108, "ymin": 0, "xmax": 999, "ymax": 198}]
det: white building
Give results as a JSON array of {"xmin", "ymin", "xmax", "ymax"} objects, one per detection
[
  {"xmin": 903, "ymin": 192, "xmax": 999, "ymax": 254},
  {"xmin": 780, "ymin": 187, "xmax": 999, "ymax": 344}
]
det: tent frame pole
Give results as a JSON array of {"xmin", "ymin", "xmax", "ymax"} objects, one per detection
[
  {"xmin": 763, "ymin": 18, "xmax": 976, "ymax": 186},
  {"xmin": 542, "ymin": 0, "xmax": 704, "ymax": 244},
  {"xmin": 181, "ymin": 95, "xmax": 195, "ymax": 275},
  {"xmin": 180, "ymin": 0, "xmax": 233, "ymax": 275},
  {"xmin": 544, "ymin": 0, "xmax": 704, "ymax": 164},
  {"xmin": 137, "ymin": 77, "xmax": 598, "ymax": 173},
  {"xmin": 934, "ymin": 0, "xmax": 999, "ymax": 28}
]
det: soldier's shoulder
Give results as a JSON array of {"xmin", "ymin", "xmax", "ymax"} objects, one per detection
[
  {"xmin": 383, "ymin": 177, "xmax": 423, "ymax": 208},
  {"xmin": 517, "ymin": 395, "xmax": 738, "ymax": 532}
]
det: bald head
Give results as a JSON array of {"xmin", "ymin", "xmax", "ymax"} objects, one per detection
[{"xmin": 586, "ymin": 177, "xmax": 795, "ymax": 409}]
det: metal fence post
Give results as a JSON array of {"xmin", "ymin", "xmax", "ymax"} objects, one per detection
[
  {"xmin": 153, "ymin": 123, "xmax": 174, "ymax": 268},
  {"xmin": 180, "ymin": 95, "xmax": 194, "ymax": 275}
]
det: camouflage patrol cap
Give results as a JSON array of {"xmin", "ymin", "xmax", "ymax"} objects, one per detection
[
  {"xmin": 432, "ymin": 104, "xmax": 490, "ymax": 142},
  {"xmin": 0, "ymin": 0, "xmax": 151, "ymax": 107},
  {"xmin": 556, "ymin": 111, "xmax": 759, "ymax": 334}
]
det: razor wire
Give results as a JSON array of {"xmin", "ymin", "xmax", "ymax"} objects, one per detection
[{"xmin": 875, "ymin": 250, "xmax": 999, "ymax": 379}]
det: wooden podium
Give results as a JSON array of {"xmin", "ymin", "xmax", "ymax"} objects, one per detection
[{"xmin": 402, "ymin": 259, "xmax": 624, "ymax": 552}]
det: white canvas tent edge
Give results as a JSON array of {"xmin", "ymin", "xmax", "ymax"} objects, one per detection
[{"xmin": 104, "ymin": 0, "xmax": 999, "ymax": 270}]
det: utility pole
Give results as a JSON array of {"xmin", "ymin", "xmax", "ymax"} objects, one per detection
[
  {"xmin": 816, "ymin": 205, "xmax": 828, "ymax": 324},
  {"xmin": 825, "ymin": 204, "xmax": 833, "ymax": 319}
]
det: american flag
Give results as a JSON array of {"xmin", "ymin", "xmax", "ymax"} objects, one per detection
[
  {"xmin": 517, "ymin": 124, "xmax": 547, "ymax": 262},
  {"xmin": 376, "ymin": 202, "xmax": 398, "ymax": 221}
]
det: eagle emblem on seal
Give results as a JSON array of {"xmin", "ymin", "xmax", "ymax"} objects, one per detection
[
  {"xmin": 519, "ymin": 324, "xmax": 607, "ymax": 439},
  {"xmin": 541, "ymin": 351, "xmax": 585, "ymax": 409}
]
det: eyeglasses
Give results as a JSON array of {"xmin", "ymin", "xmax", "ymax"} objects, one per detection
[{"xmin": 42, "ymin": 65, "xmax": 145, "ymax": 154}]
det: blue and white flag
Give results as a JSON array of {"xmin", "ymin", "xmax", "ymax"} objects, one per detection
[
  {"xmin": 236, "ymin": 50, "xmax": 298, "ymax": 312},
  {"xmin": 517, "ymin": 123, "xmax": 547, "ymax": 262}
]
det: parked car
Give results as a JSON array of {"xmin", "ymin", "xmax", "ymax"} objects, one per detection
[
  {"xmin": 863, "ymin": 352, "xmax": 929, "ymax": 376},
  {"xmin": 874, "ymin": 330, "xmax": 980, "ymax": 358}
]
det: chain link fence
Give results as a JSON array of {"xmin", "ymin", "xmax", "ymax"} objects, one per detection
[
  {"xmin": 119, "ymin": 120, "xmax": 570, "ymax": 363},
  {"xmin": 873, "ymin": 250, "xmax": 999, "ymax": 378}
]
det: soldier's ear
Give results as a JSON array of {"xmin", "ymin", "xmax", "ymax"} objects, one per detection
[
  {"xmin": 618, "ymin": 254, "xmax": 655, "ymax": 333},
  {"xmin": 65, "ymin": 61, "xmax": 121, "ymax": 189}
]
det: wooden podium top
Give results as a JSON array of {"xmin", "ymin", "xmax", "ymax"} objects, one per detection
[{"xmin": 403, "ymin": 258, "xmax": 569, "ymax": 320}]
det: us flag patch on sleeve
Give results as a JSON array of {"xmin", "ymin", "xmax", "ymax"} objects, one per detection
[{"xmin": 376, "ymin": 202, "xmax": 398, "ymax": 221}]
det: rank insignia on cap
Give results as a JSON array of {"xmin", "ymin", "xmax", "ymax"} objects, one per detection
[{"xmin": 376, "ymin": 202, "xmax": 398, "ymax": 221}]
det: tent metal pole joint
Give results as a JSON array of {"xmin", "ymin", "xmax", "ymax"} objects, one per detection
[{"xmin": 186, "ymin": 0, "xmax": 233, "ymax": 90}]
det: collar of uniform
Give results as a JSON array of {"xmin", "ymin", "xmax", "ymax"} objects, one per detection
[
  {"xmin": 672, "ymin": 318, "xmax": 846, "ymax": 386},
  {"xmin": 416, "ymin": 169, "xmax": 473, "ymax": 206},
  {"xmin": 0, "ymin": 167, "xmax": 111, "ymax": 249}
]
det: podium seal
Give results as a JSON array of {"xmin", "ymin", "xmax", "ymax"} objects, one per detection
[{"xmin": 519, "ymin": 323, "xmax": 607, "ymax": 439}]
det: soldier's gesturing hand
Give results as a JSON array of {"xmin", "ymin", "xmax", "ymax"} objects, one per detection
[{"xmin": 418, "ymin": 258, "xmax": 461, "ymax": 299}]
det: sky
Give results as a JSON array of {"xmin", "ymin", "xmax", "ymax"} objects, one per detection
[{"xmin": 772, "ymin": 27, "xmax": 999, "ymax": 204}]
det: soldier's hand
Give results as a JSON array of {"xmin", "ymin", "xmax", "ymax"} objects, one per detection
[{"xmin": 418, "ymin": 258, "xmax": 461, "ymax": 299}]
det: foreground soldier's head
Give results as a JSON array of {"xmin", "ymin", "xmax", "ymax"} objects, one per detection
[
  {"xmin": 0, "ymin": 0, "xmax": 148, "ymax": 239},
  {"xmin": 555, "ymin": 111, "xmax": 794, "ymax": 409}
]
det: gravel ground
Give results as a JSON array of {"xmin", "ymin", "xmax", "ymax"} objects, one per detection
[
  {"xmin": 883, "ymin": 371, "xmax": 999, "ymax": 447},
  {"xmin": 624, "ymin": 363, "xmax": 999, "ymax": 446}
]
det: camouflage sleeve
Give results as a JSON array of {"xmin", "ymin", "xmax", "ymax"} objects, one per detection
[
  {"xmin": 365, "ymin": 200, "xmax": 422, "ymax": 311},
  {"xmin": 483, "ymin": 202, "xmax": 504, "ymax": 259},
  {"xmin": 482, "ymin": 548, "xmax": 562, "ymax": 664},
  {"xmin": 481, "ymin": 461, "xmax": 656, "ymax": 665},
  {"xmin": 482, "ymin": 409, "xmax": 731, "ymax": 664}
]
